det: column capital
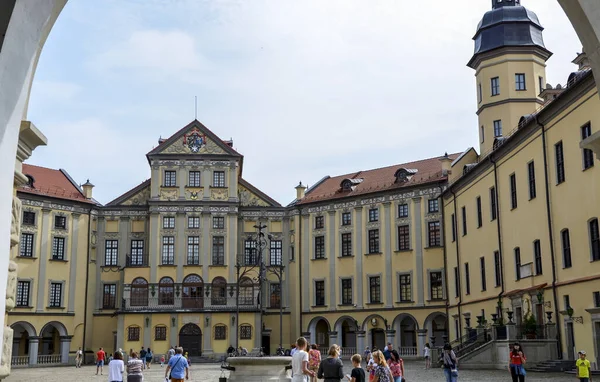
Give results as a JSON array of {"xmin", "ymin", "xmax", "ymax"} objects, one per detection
[
  {"xmin": 60, "ymin": 335, "xmax": 74, "ymax": 341},
  {"xmin": 28, "ymin": 336, "xmax": 41, "ymax": 342},
  {"xmin": 417, "ymin": 329, "xmax": 428, "ymax": 335}
]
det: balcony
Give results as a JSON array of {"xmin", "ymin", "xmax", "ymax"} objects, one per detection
[{"xmin": 126, "ymin": 254, "xmax": 149, "ymax": 267}]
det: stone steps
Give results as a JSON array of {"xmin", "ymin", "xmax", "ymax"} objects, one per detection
[{"xmin": 529, "ymin": 359, "xmax": 574, "ymax": 372}]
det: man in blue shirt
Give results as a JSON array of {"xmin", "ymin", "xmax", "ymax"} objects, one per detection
[
  {"xmin": 165, "ymin": 347, "xmax": 189, "ymax": 381},
  {"xmin": 383, "ymin": 343, "xmax": 393, "ymax": 361}
]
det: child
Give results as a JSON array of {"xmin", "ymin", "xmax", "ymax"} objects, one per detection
[
  {"xmin": 424, "ymin": 342, "xmax": 431, "ymax": 369},
  {"xmin": 108, "ymin": 353, "xmax": 113, "ymax": 364},
  {"xmin": 346, "ymin": 354, "xmax": 366, "ymax": 382},
  {"xmin": 366, "ymin": 352, "xmax": 376, "ymax": 382},
  {"xmin": 160, "ymin": 354, "xmax": 165, "ymax": 367},
  {"xmin": 576, "ymin": 350, "xmax": 592, "ymax": 382},
  {"xmin": 291, "ymin": 337, "xmax": 314, "ymax": 382}
]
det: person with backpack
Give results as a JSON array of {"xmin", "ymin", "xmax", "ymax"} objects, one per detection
[
  {"xmin": 441, "ymin": 343, "xmax": 458, "ymax": 382},
  {"xmin": 145, "ymin": 348, "xmax": 153, "ymax": 369},
  {"xmin": 139, "ymin": 348, "xmax": 147, "ymax": 369}
]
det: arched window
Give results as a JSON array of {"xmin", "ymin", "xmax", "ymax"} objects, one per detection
[
  {"xmin": 239, "ymin": 277, "xmax": 254, "ymax": 306},
  {"xmin": 182, "ymin": 274, "xmax": 203, "ymax": 309},
  {"xmin": 211, "ymin": 277, "xmax": 227, "ymax": 305},
  {"xmin": 239, "ymin": 324, "xmax": 252, "ymax": 340},
  {"xmin": 159, "ymin": 277, "xmax": 174, "ymax": 305},
  {"xmin": 214, "ymin": 324, "xmax": 227, "ymax": 340},
  {"xmin": 131, "ymin": 277, "xmax": 148, "ymax": 306},
  {"xmin": 128, "ymin": 326, "xmax": 141, "ymax": 341}
]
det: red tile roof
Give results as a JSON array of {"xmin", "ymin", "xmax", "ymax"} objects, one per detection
[
  {"xmin": 297, "ymin": 153, "xmax": 460, "ymax": 205},
  {"xmin": 19, "ymin": 164, "xmax": 95, "ymax": 204}
]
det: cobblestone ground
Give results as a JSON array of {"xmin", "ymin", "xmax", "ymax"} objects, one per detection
[{"xmin": 5, "ymin": 361, "xmax": 571, "ymax": 381}]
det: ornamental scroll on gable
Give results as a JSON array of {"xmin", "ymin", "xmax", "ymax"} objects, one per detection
[
  {"xmin": 160, "ymin": 127, "xmax": 228, "ymax": 155},
  {"xmin": 238, "ymin": 184, "xmax": 271, "ymax": 207},
  {"xmin": 120, "ymin": 185, "xmax": 151, "ymax": 206}
]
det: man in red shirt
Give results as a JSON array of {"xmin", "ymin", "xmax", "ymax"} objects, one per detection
[{"xmin": 95, "ymin": 347, "xmax": 106, "ymax": 375}]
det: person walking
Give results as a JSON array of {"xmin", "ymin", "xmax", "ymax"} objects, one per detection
[
  {"xmin": 167, "ymin": 346, "xmax": 175, "ymax": 361},
  {"xmin": 75, "ymin": 347, "xmax": 83, "ymax": 368},
  {"xmin": 139, "ymin": 347, "xmax": 147, "ymax": 370},
  {"xmin": 508, "ymin": 343, "xmax": 526, "ymax": 382},
  {"xmin": 96, "ymin": 347, "xmax": 106, "ymax": 376},
  {"xmin": 145, "ymin": 348, "xmax": 153, "ymax": 369},
  {"xmin": 441, "ymin": 343, "xmax": 458, "ymax": 382},
  {"xmin": 382, "ymin": 343, "xmax": 393, "ymax": 362},
  {"xmin": 126, "ymin": 351, "xmax": 144, "ymax": 382},
  {"xmin": 423, "ymin": 343, "xmax": 431, "ymax": 369},
  {"xmin": 388, "ymin": 350, "xmax": 404, "ymax": 382},
  {"xmin": 165, "ymin": 347, "xmax": 190, "ymax": 382},
  {"xmin": 108, "ymin": 351, "xmax": 124, "ymax": 382},
  {"xmin": 308, "ymin": 344, "xmax": 321, "ymax": 382},
  {"xmin": 317, "ymin": 344, "xmax": 344, "ymax": 382},
  {"xmin": 371, "ymin": 350, "xmax": 393, "ymax": 382},
  {"xmin": 291, "ymin": 337, "xmax": 314, "ymax": 382},
  {"xmin": 576, "ymin": 350, "xmax": 592, "ymax": 382}
]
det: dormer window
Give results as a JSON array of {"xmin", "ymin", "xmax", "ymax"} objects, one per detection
[
  {"xmin": 394, "ymin": 168, "xmax": 418, "ymax": 183},
  {"xmin": 25, "ymin": 175, "xmax": 35, "ymax": 188},
  {"xmin": 342, "ymin": 180, "xmax": 353, "ymax": 191},
  {"xmin": 340, "ymin": 178, "xmax": 363, "ymax": 192}
]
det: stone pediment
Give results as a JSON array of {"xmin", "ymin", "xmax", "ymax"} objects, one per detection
[
  {"xmin": 238, "ymin": 179, "xmax": 281, "ymax": 207},
  {"xmin": 106, "ymin": 180, "xmax": 151, "ymax": 206}
]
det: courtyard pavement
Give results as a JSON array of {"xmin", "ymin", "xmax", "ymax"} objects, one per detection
[{"xmin": 5, "ymin": 361, "xmax": 572, "ymax": 381}]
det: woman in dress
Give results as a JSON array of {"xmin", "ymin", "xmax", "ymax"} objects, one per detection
[
  {"xmin": 126, "ymin": 351, "xmax": 144, "ymax": 382},
  {"xmin": 508, "ymin": 343, "xmax": 526, "ymax": 382},
  {"xmin": 423, "ymin": 343, "xmax": 431, "ymax": 369},
  {"xmin": 108, "ymin": 351, "xmax": 124, "ymax": 382},
  {"xmin": 388, "ymin": 350, "xmax": 404, "ymax": 382},
  {"xmin": 371, "ymin": 350, "xmax": 393, "ymax": 382},
  {"xmin": 308, "ymin": 344, "xmax": 321, "ymax": 382}
]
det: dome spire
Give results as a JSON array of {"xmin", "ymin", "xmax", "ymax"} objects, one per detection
[{"xmin": 492, "ymin": 0, "xmax": 521, "ymax": 9}]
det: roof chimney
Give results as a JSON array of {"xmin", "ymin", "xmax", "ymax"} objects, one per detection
[
  {"xmin": 295, "ymin": 181, "xmax": 307, "ymax": 200},
  {"xmin": 439, "ymin": 152, "xmax": 452, "ymax": 176},
  {"xmin": 82, "ymin": 179, "xmax": 95, "ymax": 199}
]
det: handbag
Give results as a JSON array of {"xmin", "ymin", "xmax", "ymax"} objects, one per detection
[
  {"xmin": 451, "ymin": 368, "xmax": 459, "ymax": 377},
  {"xmin": 168, "ymin": 355, "xmax": 182, "ymax": 379}
]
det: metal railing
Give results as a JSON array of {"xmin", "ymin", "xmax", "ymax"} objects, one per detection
[
  {"xmin": 121, "ymin": 296, "xmax": 259, "ymax": 312},
  {"xmin": 10, "ymin": 356, "xmax": 29, "ymax": 367},
  {"xmin": 398, "ymin": 347, "xmax": 418, "ymax": 357},
  {"xmin": 453, "ymin": 329, "xmax": 490, "ymax": 358},
  {"xmin": 126, "ymin": 254, "xmax": 149, "ymax": 267},
  {"xmin": 37, "ymin": 354, "xmax": 62, "ymax": 364}
]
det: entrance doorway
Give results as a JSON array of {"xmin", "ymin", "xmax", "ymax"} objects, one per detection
[
  {"xmin": 371, "ymin": 329, "xmax": 385, "ymax": 350},
  {"xmin": 179, "ymin": 323, "xmax": 202, "ymax": 356},
  {"xmin": 262, "ymin": 335, "xmax": 271, "ymax": 355},
  {"xmin": 566, "ymin": 322, "xmax": 576, "ymax": 361}
]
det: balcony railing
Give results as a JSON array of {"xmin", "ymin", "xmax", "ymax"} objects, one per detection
[
  {"xmin": 37, "ymin": 354, "xmax": 62, "ymax": 364},
  {"xmin": 397, "ymin": 347, "xmax": 418, "ymax": 357},
  {"xmin": 121, "ymin": 295, "xmax": 259, "ymax": 311},
  {"xmin": 126, "ymin": 254, "xmax": 149, "ymax": 267},
  {"xmin": 11, "ymin": 356, "xmax": 29, "ymax": 367}
]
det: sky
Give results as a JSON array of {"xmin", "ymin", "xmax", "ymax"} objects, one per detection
[{"xmin": 26, "ymin": 0, "xmax": 582, "ymax": 206}]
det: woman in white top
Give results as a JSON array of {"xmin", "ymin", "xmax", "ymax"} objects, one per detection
[
  {"xmin": 291, "ymin": 337, "xmax": 315, "ymax": 382},
  {"xmin": 108, "ymin": 351, "xmax": 124, "ymax": 382},
  {"xmin": 424, "ymin": 343, "xmax": 431, "ymax": 369}
]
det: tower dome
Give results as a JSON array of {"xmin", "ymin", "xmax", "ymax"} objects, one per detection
[{"xmin": 467, "ymin": 0, "xmax": 551, "ymax": 68}]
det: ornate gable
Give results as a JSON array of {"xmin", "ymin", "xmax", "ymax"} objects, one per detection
[
  {"xmin": 238, "ymin": 179, "xmax": 281, "ymax": 207},
  {"xmin": 106, "ymin": 180, "xmax": 151, "ymax": 206}
]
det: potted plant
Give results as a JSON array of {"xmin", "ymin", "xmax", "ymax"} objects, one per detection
[{"xmin": 524, "ymin": 313, "xmax": 537, "ymax": 339}]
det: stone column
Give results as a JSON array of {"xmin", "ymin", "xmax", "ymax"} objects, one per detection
[
  {"xmin": 67, "ymin": 213, "xmax": 80, "ymax": 313},
  {"xmin": 328, "ymin": 331, "xmax": 339, "ymax": 347},
  {"xmin": 506, "ymin": 323, "xmax": 517, "ymax": 341},
  {"xmin": 36, "ymin": 208, "xmax": 51, "ymax": 312},
  {"xmin": 117, "ymin": 314, "xmax": 125, "ymax": 352},
  {"xmin": 356, "ymin": 331, "xmax": 366, "ymax": 356},
  {"xmin": 60, "ymin": 336, "xmax": 72, "ymax": 364},
  {"xmin": 385, "ymin": 330, "xmax": 396, "ymax": 347},
  {"xmin": 417, "ymin": 329, "xmax": 427, "ymax": 356},
  {"xmin": 354, "ymin": 207, "xmax": 364, "ymax": 309},
  {"xmin": 28, "ymin": 337, "xmax": 40, "ymax": 366}
]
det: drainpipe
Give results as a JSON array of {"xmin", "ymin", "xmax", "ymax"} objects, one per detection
[
  {"xmin": 439, "ymin": 184, "xmax": 451, "ymax": 341},
  {"xmin": 489, "ymin": 156, "xmax": 505, "ymax": 306},
  {"xmin": 537, "ymin": 116, "xmax": 563, "ymax": 359},
  {"xmin": 450, "ymin": 189, "xmax": 463, "ymax": 342},
  {"xmin": 81, "ymin": 208, "xmax": 93, "ymax": 364},
  {"xmin": 297, "ymin": 207, "xmax": 303, "ymax": 339}
]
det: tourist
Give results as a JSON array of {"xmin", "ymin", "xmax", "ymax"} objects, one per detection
[
  {"xmin": 366, "ymin": 350, "xmax": 376, "ymax": 382},
  {"xmin": 145, "ymin": 348, "xmax": 153, "ymax": 369},
  {"xmin": 371, "ymin": 350, "xmax": 393, "ymax": 382},
  {"xmin": 388, "ymin": 350, "xmax": 404, "ymax": 382},
  {"xmin": 508, "ymin": 342, "xmax": 526, "ymax": 382},
  {"xmin": 423, "ymin": 343, "xmax": 431, "ymax": 369},
  {"xmin": 161, "ymin": 354, "xmax": 166, "ymax": 367},
  {"xmin": 126, "ymin": 351, "xmax": 144, "ymax": 382},
  {"xmin": 290, "ymin": 343, "xmax": 298, "ymax": 356},
  {"xmin": 345, "ymin": 354, "xmax": 366, "ymax": 382},
  {"xmin": 291, "ymin": 337, "xmax": 314, "ymax": 382},
  {"xmin": 227, "ymin": 345, "xmax": 235, "ymax": 356},
  {"xmin": 139, "ymin": 347, "xmax": 147, "ymax": 369},
  {"xmin": 363, "ymin": 347, "xmax": 371, "ymax": 364},
  {"xmin": 165, "ymin": 347, "xmax": 190, "ymax": 382},
  {"xmin": 317, "ymin": 344, "xmax": 344, "ymax": 381},
  {"xmin": 382, "ymin": 343, "xmax": 393, "ymax": 362},
  {"xmin": 96, "ymin": 347, "xmax": 106, "ymax": 376},
  {"xmin": 576, "ymin": 350, "xmax": 591, "ymax": 382},
  {"xmin": 108, "ymin": 351, "xmax": 124, "ymax": 382},
  {"xmin": 75, "ymin": 347, "xmax": 83, "ymax": 368},
  {"xmin": 168, "ymin": 346, "xmax": 175, "ymax": 361},
  {"xmin": 441, "ymin": 343, "xmax": 458, "ymax": 382},
  {"xmin": 308, "ymin": 344, "xmax": 321, "ymax": 382}
]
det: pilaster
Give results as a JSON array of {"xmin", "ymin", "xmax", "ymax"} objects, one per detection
[
  {"xmin": 383, "ymin": 202, "xmax": 393, "ymax": 308},
  {"xmin": 412, "ymin": 197, "xmax": 424, "ymax": 305},
  {"xmin": 302, "ymin": 214, "xmax": 310, "ymax": 312},
  {"xmin": 144, "ymin": 314, "xmax": 152, "ymax": 348},
  {"xmin": 282, "ymin": 218, "xmax": 290, "ymax": 309},
  {"xmin": 119, "ymin": 216, "xmax": 129, "ymax": 268},
  {"xmin": 228, "ymin": 214, "xmax": 236, "ymax": 281},
  {"xmin": 149, "ymin": 212, "xmax": 159, "ymax": 283},
  {"xmin": 204, "ymin": 315, "xmax": 213, "ymax": 354},
  {"xmin": 179, "ymin": 166, "xmax": 186, "ymax": 200},
  {"xmin": 228, "ymin": 162, "xmax": 238, "ymax": 200},
  {"xmin": 67, "ymin": 213, "xmax": 80, "ymax": 313},
  {"xmin": 170, "ymin": 314, "xmax": 178, "ymax": 346},
  {"xmin": 202, "ymin": 167, "xmax": 211, "ymax": 200},
  {"xmin": 417, "ymin": 329, "xmax": 427, "ymax": 356},
  {"xmin": 151, "ymin": 164, "xmax": 159, "ymax": 198},
  {"xmin": 117, "ymin": 314, "xmax": 125, "ymax": 351},
  {"xmin": 60, "ymin": 336, "xmax": 72, "ymax": 364},
  {"xmin": 95, "ymin": 217, "xmax": 105, "ymax": 311},
  {"xmin": 28, "ymin": 337, "xmax": 40, "ymax": 366},
  {"xmin": 176, "ymin": 212, "xmax": 185, "ymax": 282},
  {"xmin": 354, "ymin": 207, "xmax": 364, "ymax": 309},
  {"xmin": 36, "ymin": 208, "xmax": 51, "ymax": 312},
  {"xmin": 202, "ymin": 212, "xmax": 210, "ymax": 281},
  {"xmin": 327, "ymin": 211, "xmax": 336, "ymax": 310},
  {"xmin": 356, "ymin": 331, "xmax": 366, "ymax": 355}
]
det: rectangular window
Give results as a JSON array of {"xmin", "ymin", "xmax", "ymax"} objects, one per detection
[
  {"xmin": 454, "ymin": 267, "xmax": 459, "ymax": 298},
  {"xmin": 22, "ymin": 211, "xmax": 35, "ymax": 225},
  {"xmin": 451, "ymin": 214, "xmax": 456, "ymax": 242},
  {"xmin": 397, "ymin": 225, "xmax": 410, "ymax": 251},
  {"xmin": 163, "ymin": 216, "xmax": 175, "ymax": 229},
  {"xmin": 399, "ymin": 274, "xmax": 411, "ymax": 302},
  {"xmin": 515, "ymin": 247, "xmax": 521, "ymax": 280},
  {"xmin": 187, "ymin": 236, "xmax": 200, "ymax": 265},
  {"xmin": 164, "ymin": 171, "xmax": 176, "ymax": 187},
  {"xmin": 480, "ymin": 257, "xmax": 487, "ymax": 291},
  {"xmin": 214, "ymin": 326, "xmax": 227, "ymax": 340},
  {"xmin": 559, "ymin": 229, "xmax": 572, "ymax": 269},
  {"xmin": 594, "ymin": 291, "xmax": 600, "ymax": 308},
  {"xmin": 493, "ymin": 120, "xmax": 502, "ymax": 137},
  {"xmin": 188, "ymin": 171, "xmax": 201, "ymax": 187},
  {"xmin": 52, "ymin": 237, "xmax": 65, "ymax": 260},
  {"xmin": 555, "ymin": 141, "xmax": 565, "ymax": 184},
  {"xmin": 491, "ymin": 77, "xmax": 500, "ymax": 96},
  {"xmin": 510, "ymin": 173, "xmax": 517, "ymax": 209},
  {"xmin": 341, "ymin": 279, "xmax": 352, "ymax": 305},
  {"xmin": 369, "ymin": 276, "xmax": 381, "ymax": 303},
  {"xmin": 314, "ymin": 236, "xmax": 325, "ymax": 259},
  {"xmin": 270, "ymin": 283, "xmax": 281, "ymax": 308},
  {"xmin": 368, "ymin": 208, "xmax": 379, "ymax": 222},
  {"xmin": 130, "ymin": 240, "xmax": 144, "ymax": 266},
  {"xmin": 368, "ymin": 229, "xmax": 380, "ymax": 254},
  {"xmin": 461, "ymin": 206, "xmax": 467, "ymax": 236},
  {"xmin": 430, "ymin": 271, "xmax": 444, "ymax": 300},
  {"xmin": 105, "ymin": 240, "xmax": 118, "ymax": 266},
  {"xmin": 589, "ymin": 218, "xmax": 600, "ymax": 261},
  {"xmin": 515, "ymin": 73, "xmax": 526, "ymax": 90},
  {"xmin": 188, "ymin": 216, "xmax": 200, "ymax": 229},
  {"xmin": 128, "ymin": 327, "xmax": 140, "ymax": 341},
  {"xmin": 582, "ymin": 123, "xmax": 595, "ymax": 170},
  {"xmin": 16, "ymin": 280, "xmax": 30, "ymax": 307},
  {"xmin": 476, "ymin": 196, "xmax": 483, "ymax": 228},
  {"xmin": 162, "ymin": 236, "xmax": 175, "ymax": 265},
  {"xmin": 102, "ymin": 284, "xmax": 116, "ymax": 309},
  {"xmin": 528, "ymin": 161, "xmax": 537, "ymax": 199},
  {"xmin": 290, "ymin": 246, "xmax": 295, "ymax": 262},
  {"xmin": 240, "ymin": 325, "xmax": 252, "ymax": 340},
  {"xmin": 539, "ymin": 76, "xmax": 544, "ymax": 94},
  {"xmin": 315, "ymin": 216, "xmax": 324, "ymax": 229},
  {"xmin": 428, "ymin": 221, "xmax": 441, "ymax": 247},
  {"xmin": 212, "ymin": 236, "xmax": 225, "ymax": 265},
  {"xmin": 398, "ymin": 204, "xmax": 409, "ymax": 218},
  {"xmin": 564, "ymin": 295, "xmax": 571, "ymax": 310},
  {"xmin": 494, "ymin": 251, "xmax": 501, "ymax": 287},
  {"xmin": 490, "ymin": 186, "xmax": 497, "ymax": 220},
  {"xmin": 428, "ymin": 199, "xmax": 439, "ymax": 213},
  {"xmin": 212, "ymin": 216, "xmax": 225, "ymax": 229},
  {"xmin": 478, "ymin": 83, "xmax": 482, "ymax": 103},
  {"xmin": 212, "ymin": 171, "xmax": 225, "ymax": 187},
  {"xmin": 465, "ymin": 263, "xmax": 471, "ymax": 295},
  {"xmin": 244, "ymin": 239, "xmax": 258, "ymax": 265},
  {"xmin": 270, "ymin": 240, "xmax": 282, "ymax": 266},
  {"xmin": 341, "ymin": 212, "xmax": 352, "ymax": 226},
  {"xmin": 481, "ymin": 125, "xmax": 485, "ymax": 143},
  {"xmin": 534, "ymin": 240, "xmax": 543, "ymax": 275},
  {"xmin": 54, "ymin": 215, "xmax": 66, "ymax": 229},
  {"xmin": 155, "ymin": 326, "xmax": 167, "ymax": 341},
  {"xmin": 49, "ymin": 282, "xmax": 62, "ymax": 307},
  {"xmin": 341, "ymin": 233, "xmax": 352, "ymax": 257},
  {"xmin": 315, "ymin": 281, "xmax": 325, "ymax": 306},
  {"xmin": 20, "ymin": 233, "xmax": 34, "ymax": 257}
]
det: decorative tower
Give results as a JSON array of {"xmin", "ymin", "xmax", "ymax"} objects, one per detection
[{"xmin": 468, "ymin": 0, "xmax": 552, "ymax": 154}]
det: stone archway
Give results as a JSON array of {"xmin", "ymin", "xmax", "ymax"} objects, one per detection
[
  {"xmin": 307, "ymin": 316, "xmax": 331, "ymax": 350},
  {"xmin": 179, "ymin": 323, "xmax": 202, "ymax": 357},
  {"xmin": 424, "ymin": 312, "xmax": 447, "ymax": 347},
  {"xmin": 333, "ymin": 315, "xmax": 357, "ymax": 351},
  {"xmin": 392, "ymin": 313, "xmax": 419, "ymax": 354},
  {"xmin": 39, "ymin": 321, "xmax": 70, "ymax": 364},
  {"xmin": 10, "ymin": 321, "xmax": 37, "ymax": 366}
]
